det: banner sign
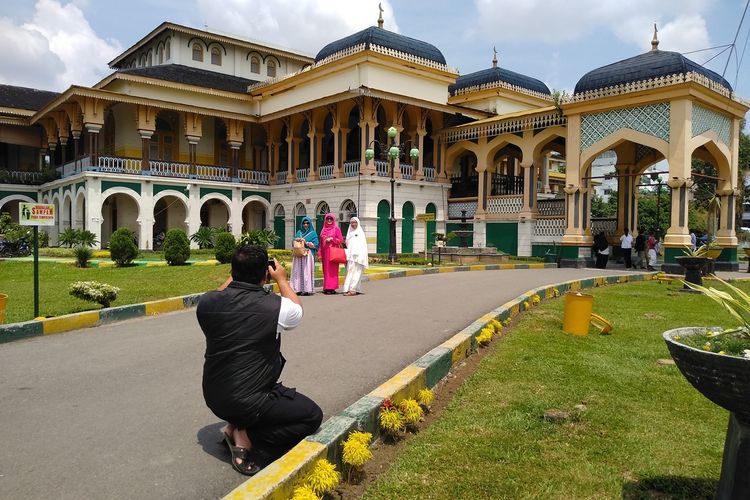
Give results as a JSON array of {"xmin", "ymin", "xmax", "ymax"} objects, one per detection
[{"xmin": 19, "ymin": 203, "xmax": 56, "ymax": 226}]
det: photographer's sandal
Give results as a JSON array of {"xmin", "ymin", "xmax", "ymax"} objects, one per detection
[{"xmin": 222, "ymin": 432, "xmax": 261, "ymax": 476}]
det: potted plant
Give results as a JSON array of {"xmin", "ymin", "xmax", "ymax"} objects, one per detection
[
  {"xmin": 663, "ymin": 277, "xmax": 750, "ymax": 499},
  {"xmin": 676, "ymin": 244, "xmax": 711, "ymax": 289}
]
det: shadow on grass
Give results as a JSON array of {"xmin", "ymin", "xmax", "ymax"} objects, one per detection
[{"xmin": 622, "ymin": 475, "xmax": 717, "ymax": 499}]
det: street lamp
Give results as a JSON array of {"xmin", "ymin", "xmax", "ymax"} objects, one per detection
[
  {"xmin": 365, "ymin": 126, "xmax": 419, "ymax": 263},
  {"xmin": 650, "ymin": 172, "xmax": 664, "ymax": 238}
]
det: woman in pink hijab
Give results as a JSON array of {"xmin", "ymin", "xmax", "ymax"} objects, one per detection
[{"xmin": 319, "ymin": 213, "xmax": 343, "ymax": 294}]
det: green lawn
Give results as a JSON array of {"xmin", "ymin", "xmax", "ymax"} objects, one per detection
[
  {"xmin": 0, "ymin": 260, "xmax": 231, "ymax": 323},
  {"xmin": 363, "ymin": 281, "xmax": 741, "ymax": 499}
]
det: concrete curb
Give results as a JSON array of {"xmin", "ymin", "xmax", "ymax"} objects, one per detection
[
  {"xmin": 221, "ymin": 271, "xmax": 653, "ymax": 499},
  {"xmin": 0, "ymin": 263, "xmax": 555, "ymax": 344}
]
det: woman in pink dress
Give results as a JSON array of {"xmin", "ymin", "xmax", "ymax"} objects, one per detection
[{"xmin": 319, "ymin": 213, "xmax": 343, "ymax": 294}]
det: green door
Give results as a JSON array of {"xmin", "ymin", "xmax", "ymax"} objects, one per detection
[
  {"xmin": 426, "ymin": 203, "xmax": 437, "ymax": 249},
  {"xmin": 487, "ymin": 222, "xmax": 518, "ymax": 255},
  {"xmin": 273, "ymin": 216, "xmax": 285, "ymax": 249},
  {"xmin": 401, "ymin": 201, "xmax": 414, "ymax": 253},
  {"xmin": 377, "ymin": 199, "xmax": 390, "ymax": 254}
]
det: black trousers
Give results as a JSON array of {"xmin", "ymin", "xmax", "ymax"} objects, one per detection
[
  {"xmin": 622, "ymin": 248, "xmax": 632, "ymax": 268},
  {"xmin": 231, "ymin": 383, "xmax": 323, "ymax": 466},
  {"xmin": 596, "ymin": 253, "xmax": 609, "ymax": 269}
]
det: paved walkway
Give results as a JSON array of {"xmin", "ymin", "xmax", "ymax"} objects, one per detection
[{"xmin": 0, "ymin": 267, "xmax": 665, "ymax": 499}]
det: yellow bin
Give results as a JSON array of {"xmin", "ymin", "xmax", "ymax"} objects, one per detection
[
  {"xmin": 563, "ymin": 291, "xmax": 593, "ymax": 336},
  {"xmin": 0, "ymin": 293, "xmax": 7, "ymax": 325}
]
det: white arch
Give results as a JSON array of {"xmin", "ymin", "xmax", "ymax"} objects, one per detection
[
  {"xmin": 274, "ymin": 203, "xmax": 285, "ymax": 217},
  {"xmin": 580, "ymin": 129, "xmax": 670, "ymax": 172},
  {"xmin": 100, "ymin": 187, "xmax": 142, "ymax": 220},
  {"xmin": 153, "ymin": 189, "xmax": 189, "ymax": 207},
  {"xmin": 0, "ymin": 194, "xmax": 35, "ymax": 209},
  {"xmin": 241, "ymin": 195, "xmax": 271, "ymax": 212}
]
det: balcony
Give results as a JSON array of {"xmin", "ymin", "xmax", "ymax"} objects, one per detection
[{"xmin": 0, "ymin": 169, "xmax": 52, "ymax": 185}]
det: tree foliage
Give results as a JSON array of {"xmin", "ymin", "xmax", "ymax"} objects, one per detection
[
  {"xmin": 109, "ymin": 228, "xmax": 138, "ymax": 266},
  {"xmin": 214, "ymin": 231, "xmax": 236, "ymax": 264},
  {"xmin": 163, "ymin": 228, "xmax": 190, "ymax": 266}
]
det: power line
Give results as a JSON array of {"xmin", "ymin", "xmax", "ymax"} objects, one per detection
[
  {"xmin": 681, "ymin": 44, "xmax": 732, "ymax": 55},
  {"xmin": 736, "ymin": 19, "xmax": 750, "ymax": 88},
  {"xmin": 722, "ymin": 0, "xmax": 750, "ymax": 77}
]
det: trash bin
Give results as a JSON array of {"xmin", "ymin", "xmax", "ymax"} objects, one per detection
[
  {"xmin": 0, "ymin": 293, "xmax": 7, "ymax": 324},
  {"xmin": 563, "ymin": 291, "xmax": 593, "ymax": 336}
]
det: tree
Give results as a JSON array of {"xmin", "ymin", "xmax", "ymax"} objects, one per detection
[
  {"xmin": 190, "ymin": 226, "xmax": 216, "ymax": 249},
  {"xmin": 109, "ymin": 228, "xmax": 138, "ymax": 266},
  {"xmin": 590, "ymin": 192, "xmax": 617, "ymax": 218},
  {"xmin": 214, "ymin": 231, "xmax": 236, "ymax": 264}
]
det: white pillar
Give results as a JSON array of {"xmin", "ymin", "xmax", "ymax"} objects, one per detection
[
  {"xmin": 230, "ymin": 187, "xmax": 243, "ymax": 238},
  {"xmin": 86, "ymin": 177, "xmax": 103, "ymax": 249},
  {"xmin": 473, "ymin": 219, "xmax": 486, "ymax": 248},
  {"xmin": 187, "ymin": 184, "xmax": 202, "ymax": 249},
  {"xmin": 138, "ymin": 181, "xmax": 154, "ymax": 250}
]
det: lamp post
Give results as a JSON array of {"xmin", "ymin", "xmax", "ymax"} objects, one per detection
[
  {"xmin": 651, "ymin": 173, "xmax": 664, "ymax": 238},
  {"xmin": 365, "ymin": 126, "xmax": 419, "ymax": 263}
]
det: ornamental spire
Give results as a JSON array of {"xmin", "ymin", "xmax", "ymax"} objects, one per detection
[
  {"xmin": 377, "ymin": 3, "xmax": 384, "ymax": 28},
  {"xmin": 651, "ymin": 23, "xmax": 659, "ymax": 51},
  {"xmin": 492, "ymin": 46, "xmax": 498, "ymax": 68}
]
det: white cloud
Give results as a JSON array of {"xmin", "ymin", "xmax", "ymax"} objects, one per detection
[
  {"xmin": 0, "ymin": 0, "xmax": 121, "ymax": 91},
  {"xmin": 473, "ymin": 0, "xmax": 714, "ymax": 52},
  {"xmin": 195, "ymin": 0, "xmax": 398, "ymax": 56}
]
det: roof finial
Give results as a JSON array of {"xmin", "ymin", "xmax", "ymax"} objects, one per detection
[
  {"xmin": 651, "ymin": 23, "xmax": 659, "ymax": 51},
  {"xmin": 492, "ymin": 46, "xmax": 498, "ymax": 68},
  {"xmin": 377, "ymin": 3, "xmax": 384, "ymax": 28}
]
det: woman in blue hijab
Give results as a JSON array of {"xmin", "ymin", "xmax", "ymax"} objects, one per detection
[{"xmin": 290, "ymin": 216, "xmax": 318, "ymax": 295}]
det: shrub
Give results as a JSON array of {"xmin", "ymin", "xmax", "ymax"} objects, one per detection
[
  {"xmin": 69, "ymin": 281, "xmax": 120, "ymax": 308},
  {"xmin": 39, "ymin": 230, "xmax": 49, "ymax": 248},
  {"xmin": 77, "ymin": 230, "xmax": 98, "ymax": 247},
  {"xmin": 162, "ymin": 228, "xmax": 190, "ymax": 265},
  {"xmin": 190, "ymin": 226, "xmax": 216, "ymax": 249},
  {"xmin": 59, "ymin": 227, "xmax": 79, "ymax": 247},
  {"xmin": 214, "ymin": 231, "xmax": 236, "ymax": 264},
  {"xmin": 109, "ymin": 228, "xmax": 138, "ymax": 266},
  {"xmin": 239, "ymin": 228, "xmax": 278, "ymax": 247},
  {"xmin": 74, "ymin": 245, "xmax": 93, "ymax": 268}
]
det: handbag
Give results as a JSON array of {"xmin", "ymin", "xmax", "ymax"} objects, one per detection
[
  {"xmin": 328, "ymin": 245, "xmax": 347, "ymax": 265},
  {"xmin": 292, "ymin": 239, "xmax": 308, "ymax": 258}
]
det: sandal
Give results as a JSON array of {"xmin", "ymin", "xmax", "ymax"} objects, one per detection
[{"xmin": 222, "ymin": 432, "xmax": 261, "ymax": 476}]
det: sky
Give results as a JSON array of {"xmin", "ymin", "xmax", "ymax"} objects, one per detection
[{"xmin": 0, "ymin": 0, "xmax": 748, "ymax": 115}]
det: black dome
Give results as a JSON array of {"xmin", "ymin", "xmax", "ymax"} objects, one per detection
[
  {"xmin": 575, "ymin": 49, "xmax": 732, "ymax": 94},
  {"xmin": 449, "ymin": 66, "xmax": 551, "ymax": 95},
  {"xmin": 315, "ymin": 26, "xmax": 446, "ymax": 65}
]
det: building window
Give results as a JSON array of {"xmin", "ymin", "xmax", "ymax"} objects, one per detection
[
  {"xmin": 140, "ymin": 54, "xmax": 147, "ymax": 66},
  {"xmin": 211, "ymin": 48, "xmax": 221, "ymax": 65},
  {"xmin": 157, "ymin": 46, "xmax": 163, "ymax": 64},
  {"xmin": 165, "ymin": 39, "xmax": 171, "ymax": 60},
  {"xmin": 147, "ymin": 51, "xmax": 152, "ymax": 66},
  {"xmin": 192, "ymin": 43, "xmax": 203, "ymax": 62},
  {"xmin": 250, "ymin": 56, "xmax": 260, "ymax": 73},
  {"xmin": 267, "ymin": 60, "xmax": 276, "ymax": 77}
]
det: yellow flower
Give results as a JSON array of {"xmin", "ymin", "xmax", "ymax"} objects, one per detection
[
  {"xmin": 490, "ymin": 319, "xmax": 503, "ymax": 333},
  {"xmin": 291, "ymin": 484, "xmax": 320, "ymax": 500},
  {"xmin": 304, "ymin": 459, "xmax": 340, "ymax": 495},
  {"xmin": 347, "ymin": 431, "xmax": 372, "ymax": 446},
  {"xmin": 702, "ymin": 342, "xmax": 712, "ymax": 351},
  {"xmin": 342, "ymin": 439, "xmax": 372, "ymax": 468},
  {"xmin": 673, "ymin": 335, "xmax": 681, "ymax": 341},
  {"xmin": 476, "ymin": 327, "xmax": 493, "ymax": 346},
  {"xmin": 531, "ymin": 294, "xmax": 541, "ymax": 305},
  {"xmin": 399, "ymin": 399, "xmax": 424, "ymax": 426},
  {"xmin": 417, "ymin": 388, "xmax": 434, "ymax": 406},
  {"xmin": 718, "ymin": 351, "xmax": 726, "ymax": 355},
  {"xmin": 379, "ymin": 407, "xmax": 405, "ymax": 435},
  {"xmin": 552, "ymin": 288, "xmax": 560, "ymax": 297}
]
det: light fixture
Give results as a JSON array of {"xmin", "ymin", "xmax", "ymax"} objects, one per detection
[
  {"xmin": 410, "ymin": 147, "xmax": 419, "ymax": 161},
  {"xmin": 387, "ymin": 126, "xmax": 397, "ymax": 139},
  {"xmin": 365, "ymin": 148, "xmax": 375, "ymax": 161}
]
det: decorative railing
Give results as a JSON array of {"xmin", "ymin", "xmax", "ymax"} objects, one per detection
[
  {"xmin": 97, "ymin": 156, "xmax": 142, "ymax": 174},
  {"xmin": 490, "ymin": 173, "xmax": 523, "ymax": 196},
  {"xmin": 534, "ymin": 217, "xmax": 565, "ymax": 237},
  {"xmin": 451, "ymin": 78, "xmax": 554, "ymax": 102},
  {"xmin": 423, "ymin": 166, "xmax": 435, "ymax": 182},
  {"xmin": 238, "ymin": 169, "xmax": 270, "ymax": 185},
  {"xmin": 591, "ymin": 217, "xmax": 617, "ymax": 237},
  {"xmin": 400, "ymin": 163, "xmax": 413, "ymax": 180},
  {"xmin": 450, "ymin": 174, "xmax": 478, "ymax": 198},
  {"xmin": 150, "ymin": 160, "xmax": 190, "ymax": 178},
  {"xmin": 487, "ymin": 195, "xmax": 523, "ymax": 214},
  {"xmin": 277, "ymin": 171, "xmax": 288, "ymax": 184},
  {"xmin": 319, "ymin": 164, "xmax": 334, "ymax": 180},
  {"xmin": 195, "ymin": 164, "xmax": 230, "ymax": 181},
  {"xmin": 443, "ymin": 111, "xmax": 566, "ymax": 143},
  {"xmin": 375, "ymin": 160, "xmax": 389, "ymax": 177},
  {"xmin": 537, "ymin": 198, "xmax": 565, "ymax": 217},
  {"xmin": 296, "ymin": 168, "xmax": 309, "ymax": 182},
  {"xmin": 448, "ymin": 200, "xmax": 477, "ymax": 219},
  {"xmin": 57, "ymin": 156, "xmax": 92, "ymax": 177},
  {"xmin": 0, "ymin": 170, "xmax": 45, "ymax": 185},
  {"xmin": 343, "ymin": 161, "xmax": 360, "ymax": 177},
  {"xmin": 370, "ymin": 44, "xmax": 457, "ymax": 74}
]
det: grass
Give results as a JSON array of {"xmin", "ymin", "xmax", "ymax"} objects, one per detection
[
  {"xmin": 363, "ymin": 281, "xmax": 744, "ymax": 500},
  {"xmin": 0, "ymin": 260, "xmax": 231, "ymax": 322}
]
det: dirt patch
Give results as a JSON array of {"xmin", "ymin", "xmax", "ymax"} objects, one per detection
[{"xmin": 333, "ymin": 324, "xmax": 508, "ymax": 499}]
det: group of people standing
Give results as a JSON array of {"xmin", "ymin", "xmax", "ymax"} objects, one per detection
[
  {"xmin": 290, "ymin": 213, "xmax": 369, "ymax": 296},
  {"xmin": 594, "ymin": 228, "xmax": 660, "ymax": 271}
]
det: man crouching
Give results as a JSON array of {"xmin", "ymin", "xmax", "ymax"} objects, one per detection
[{"xmin": 197, "ymin": 245, "xmax": 323, "ymax": 475}]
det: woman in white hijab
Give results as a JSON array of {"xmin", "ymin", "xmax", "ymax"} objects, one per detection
[{"xmin": 343, "ymin": 217, "xmax": 369, "ymax": 296}]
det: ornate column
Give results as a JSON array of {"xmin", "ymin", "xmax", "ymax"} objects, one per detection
[
  {"xmin": 664, "ymin": 99, "xmax": 692, "ymax": 249},
  {"xmin": 474, "ymin": 162, "xmax": 487, "ymax": 219},
  {"xmin": 136, "ymin": 105, "xmax": 157, "ymax": 173},
  {"xmin": 519, "ymin": 160, "xmax": 537, "ymax": 219},
  {"xmin": 79, "ymin": 97, "xmax": 105, "ymax": 166},
  {"xmin": 541, "ymin": 155, "xmax": 550, "ymax": 193},
  {"xmin": 226, "ymin": 119, "xmax": 244, "ymax": 181},
  {"xmin": 184, "ymin": 112, "xmax": 203, "ymax": 177}
]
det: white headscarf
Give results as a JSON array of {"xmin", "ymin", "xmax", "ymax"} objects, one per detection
[{"xmin": 345, "ymin": 217, "xmax": 369, "ymax": 268}]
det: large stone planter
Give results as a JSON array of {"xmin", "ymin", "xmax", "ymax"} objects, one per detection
[
  {"xmin": 663, "ymin": 327, "xmax": 750, "ymax": 499},
  {"xmin": 675, "ymin": 256, "xmax": 709, "ymax": 289}
]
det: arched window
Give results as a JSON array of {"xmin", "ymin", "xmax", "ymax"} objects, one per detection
[
  {"xmin": 250, "ymin": 56, "xmax": 260, "ymax": 73},
  {"xmin": 157, "ymin": 45, "xmax": 163, "ymax": 64},
  {"xmin": 140, "ymin": 54, "xmax": 147, "ymax": 66},
  {"xmin": 340, "ymin": 199, "xmax": 357, "ymax": 221},
  {"xmin": 192, "ymin": 43, "xmax": 203, "ymax": 62},
  {"xmin": 165, "ymin": 39, "xmax": 171, "ymax": 60},
  {"xmin": 147, "ymin": 51, "xmax": 152, "ymax": 66},
  {"xmin": 267, "ymin": 60, "xmax": 276, "ymax": 77},
  {"xmin": 274, "ymin": 204, "xmax": 285, "ymax": 217},
  {"xmin": 211, "ymin": 48, "xmax": 221, "ymax": 65}
]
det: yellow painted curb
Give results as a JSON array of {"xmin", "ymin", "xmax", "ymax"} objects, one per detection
[
  {"xmin": 405, "ymin": 269, "xmax": 424, "ymax": 277},
  {"xmin": 369, "ymin": 365, "xmax": 426, "ymax": 403},
  {"xmin": 145, "ymin": 261, "xmax": 168, "ymax": 267},
  {"xmin": 528, "ymin": 262, "xmax": 545, "ymax": 269},
  {"xmin": 440, "ymin": 332, "xmax": 473, "ymax": 365},
  {"xmin": 469, "ymin": 265, "xmax": 486, "ymax": 271},
  {"xmin": 499, "ymin": 263, "xmax": 515, "ymax": 269},
  {"xmin": 43, "ymin": 311, "xmax": 100, "ymax": 335},
  {"xmin": 224, "ymin": 440, "xmax": 326, "ymax": 500},
  {"xmin": 144, "ymin": 297, "xmax": 184, "ymax": 315},
  {"xmin": 438, "ymin": 267, "xmax": 455, "ymax": 273},
  {"xmin": 193, "ymin": 259, "xmax": 219, "ymax": 266},
  {"xmin": 366, "ymin": 273, "xmax": 391, "ymax": 280}
]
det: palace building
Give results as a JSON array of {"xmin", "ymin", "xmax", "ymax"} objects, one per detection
[{"xmin": 0, "ymin": 15, "xmax": 747, "ymax": 269}]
